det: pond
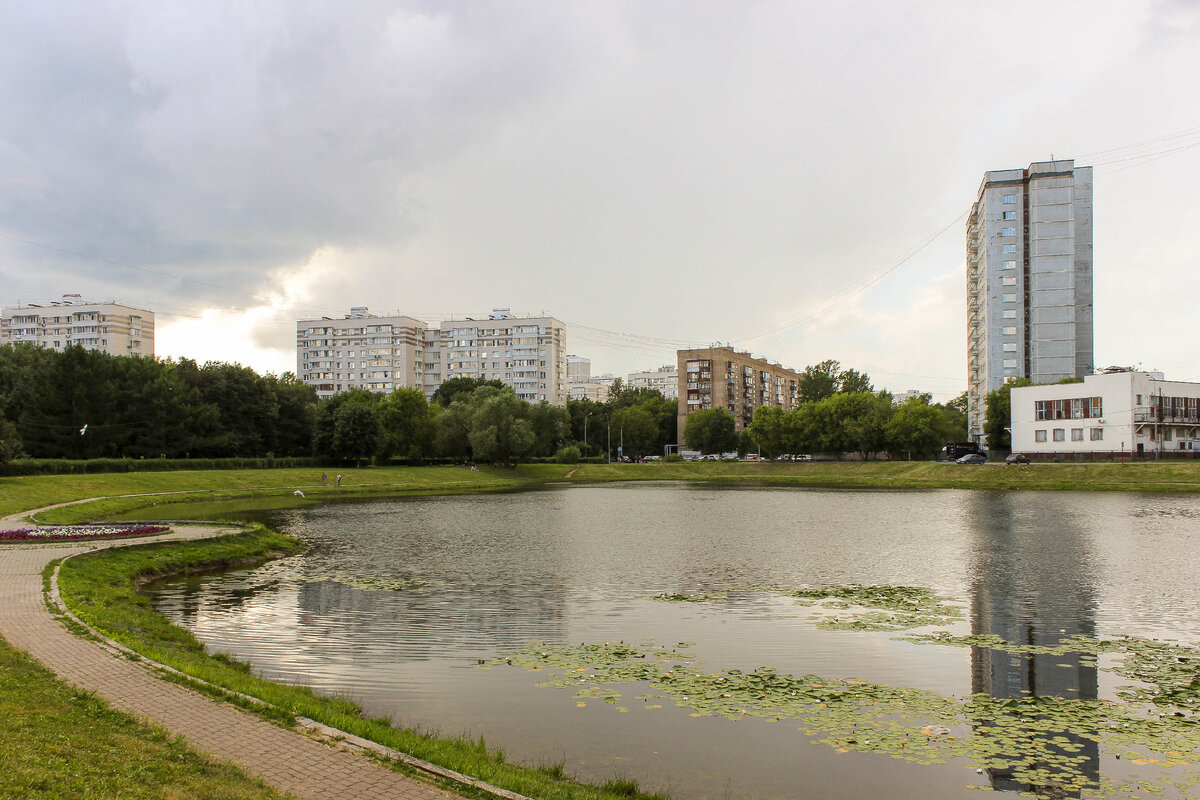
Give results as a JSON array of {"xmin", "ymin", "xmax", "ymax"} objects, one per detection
[{"xmin": 145, "ymin": 484, "xmax": 1200, "ymax": 799}]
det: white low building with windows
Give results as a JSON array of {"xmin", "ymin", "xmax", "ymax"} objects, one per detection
[{"xmin": 1011, "ymin": 370, "xmax": 1200, "ymax": 457}]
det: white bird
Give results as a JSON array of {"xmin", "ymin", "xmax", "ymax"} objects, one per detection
[
  {"xmin": 79, "ymin": 424, "xmax": 88, "ymax": 436},
  {"xmin": 293, "ymin": 490, "xmax": 305, "ymax": 497}
]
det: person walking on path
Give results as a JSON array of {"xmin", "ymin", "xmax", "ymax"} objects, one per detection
[
  {"xmin": 321, "ymin": 472, "xmax": 328, "ymax": 486},
  {"xmin": 336, "ymin": 474, "xmax": 342, "ymax": 487}
]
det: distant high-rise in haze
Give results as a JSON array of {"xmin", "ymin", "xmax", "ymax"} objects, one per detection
[{"xmin": 966, "ymin": 159, "xmax": 1093, "ymax": 444}]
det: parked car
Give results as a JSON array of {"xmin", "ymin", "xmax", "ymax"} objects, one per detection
[
  {"xmin": 1005, "ymin": 453, "xmax": 1031, "ymax": 465},
  {"xmin": 956, "ymin": 453, "xmax": 987, "ymax": 465}
]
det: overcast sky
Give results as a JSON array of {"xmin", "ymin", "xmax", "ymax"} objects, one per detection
[{"xmin": 2, "ymin": 1, "xmax": 1198, "ymax": 400}]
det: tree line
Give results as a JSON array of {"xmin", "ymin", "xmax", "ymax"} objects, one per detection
[
  {"xmin": 0, "ymin": 346, "xmax": 973, "ymax": 466},
  {"xmin": 0, "ymin": 345, "xmax": 680, "ymax": 465},
  {"xmin": 685, "ymin": 360, "xmax": 968, "ymax": 459}
]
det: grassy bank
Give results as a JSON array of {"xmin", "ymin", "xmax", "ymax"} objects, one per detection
[
  {"xmin": 0, "ymin": 465, "xmax": 536, "ymax": 524},
  {"xmin": 7, "ymin": 460, "xmax": 1200, "ymax": 527},
  {"xmin": 518, "ymin": 459, "xmax": 1200, "ymax": 492},
  {"xmin": 55, "ymin": 528, "xmax": 668, "ymax": 800},
  {"xmin": 0, "ymin": 634, "xmax": 288, "ymax": 800}
]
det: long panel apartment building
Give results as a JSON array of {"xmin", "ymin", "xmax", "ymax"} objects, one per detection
[
  {"xmin": 676, "ymin": 346, "xmax": 801, "ymax": 444},
  {"xmin": 966, "ymin": 158, "xmax": 1093, "ymax": 443},
  {"xmin": 297, "ymin": 307, "xmax": 567, "ymax": 404},
  {"xmin": 0, "ymin": 293, "xmax": 154, "ymax": 356}
]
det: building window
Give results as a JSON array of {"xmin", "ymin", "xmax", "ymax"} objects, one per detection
[
  {"xmin": 1035, "ymin": 430, "xmax": 1047, "ymax": 442},
  {"xmin": 1002, "ymin": 195, "xmax": 1016, "ymax": 204},
  {"xmin": 1002, "ymin": 309, "xmax": 1017, "ymax": 319},
  {"xmin": 1001, "ymin": 276, "xmax": 1017, "ymax": 286},
  {"xmin": 1090, "ymin": 428, "xmax": 1104, "ymax": 441},
  {"xmin": 1001, "ymin": 227, "xmax": 1016, "ymax": 236},
  {"xmin": 1002, "ymin": 326, "xmax": 1017, "ymax": 335},
  {"xmin": 1071, "ymin": 428, "xmax": 1084, "ymax": 441},
  {"xmin": 1164, "ymin": 428, "xmax": 1173, "ymax": 441},
  {"xmin": 1003, "ymin": 342, "xmax": 1018, "ymax": 352},
  {"xmin": 1003, "ymin": 211, "xmax": 1016, "ymax": 220},
  {"xmin": 1003, "ymin": 359, "xmax": 1018, "ymax": 368},
  {"xmin": 1002, "ymin": 244, "xmax": 1017, "ymax": 253},
  {"xmin": 1002, "ymin": 260, "xmax": 1016, "ymax": 270},
  {"xmin": 1053, "ymin": 429, "xmax": 1065, "ymax": 442},
  {"xmin": 1002, "ymin": 293, "xmax": 1017, "ymax": 302}
]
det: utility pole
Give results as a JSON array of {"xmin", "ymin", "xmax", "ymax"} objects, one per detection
[{"xmin": 607, "ymin": 418, "xmax": 611, "ymax": 463}]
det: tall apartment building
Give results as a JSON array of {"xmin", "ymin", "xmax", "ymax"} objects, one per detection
[
  {"xmin": 297, "ymin": 307, "xmax": 567, "ymax": 404},
  {"xmin": 628, "ymin": 364, "xmax": 678, "ymax": 399},
  {"xmin": 565, "ymin": 354, "xmax": 610, "ymax": 402},
  {"xmin": 428, "ymin": 309, "xmax": 567, "ymax": 405},
  {"xmin": 296, "ymin": 307, "xmax": 428, "ymax": 397},
  {"xmin": 676, "ymin": 347, "xmax": 801, "ymax": 444},
  {"xmin": 966, "ymin": 159, "xmax": 1093, "ymax": 443},
  {"xmin": 0, "ymin": 294, "xmax": 153, "ymax": 356}
]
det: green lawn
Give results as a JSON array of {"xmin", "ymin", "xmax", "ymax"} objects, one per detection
[
  {"xmin": 0, "ymin": 634, "xmax": 291, "ymax": 800},
  {"xmin": 6, "ymin": 460, "xmax": 1200, "ymax": 527}
]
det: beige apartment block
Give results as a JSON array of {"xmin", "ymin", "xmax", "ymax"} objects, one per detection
[
  {"xmin": 297, "ymin": 307, "xmax": 568, "ymax": 405},
  {"xmin": 0, "ymin": 293, "xmax": 153, "ymax": 356},
  {"xmin": 296, "ymin": 307, "xmax": 428, "ymax": 398},
  {"xmin": 426, "ymin": 309, "xmax": 567, "ymax": 405},
  {"xmin": 628, "ymin": 364, "xmax": 678, "ymax": 399},
  {"xmin": 676, "ymin": 347, "xmax": 802, "ymax": 444}
]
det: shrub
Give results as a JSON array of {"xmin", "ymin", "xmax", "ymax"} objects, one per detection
[{"xmin": 554, "ymin": 445, "xmax": 582, "ymax": 464}]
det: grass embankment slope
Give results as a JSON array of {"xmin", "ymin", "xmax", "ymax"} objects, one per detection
[
  {"xmin": 520, "ymin": 459, "xmax": 1200, "ymax": 492},
  {"xmin": 0, "ymin": 627, "xmax": 290, "ymax": 800},
  {"xmin": 6, "ymin": 460, "xmax": 1200, "ymax": 526},
  {"xmin": 0, "ymin": 465, "xmax": 535, "ymax": 524}
]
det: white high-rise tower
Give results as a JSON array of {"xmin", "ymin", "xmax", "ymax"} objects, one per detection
[{"xmin": 966, "ymin": 159, "xmax": 1094, "ymax": 443}]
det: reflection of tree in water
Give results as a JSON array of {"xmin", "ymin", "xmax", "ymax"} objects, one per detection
[{"xmin": 967, "ymin": 493, "xmax": 1100, "ymax": 797}]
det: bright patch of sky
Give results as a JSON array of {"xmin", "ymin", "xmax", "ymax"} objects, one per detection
[{"xmin": 2, "ymin": 1, "xmax": 1198, "ymax": 399}]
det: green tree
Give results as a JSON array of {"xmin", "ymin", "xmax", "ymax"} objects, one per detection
[
  {"xmin": 469, "ymin": 392, "xmax": 535, "ymax": 466},
  {"xmin": 838, "ymin": 368, "xmax": 874, "ymax": 394},
  {"xmin": 378, "ymin": 388, "xmax": 436, "ymax": 461},
  {"xmin": 314, "ymin": 389, "xmax": 379, "ymax": 460},
  {"xmin": 884, "ymin": 398, "xmax": 947, "ymax": 459},
  {"xmin": 0, "ymin": 418, "xmax": 24, "ymax": 463},
  {"xmin": 566, "ymin": 398, "xmax": 606, "ymax": 456},
  {"xmin": 266, "ymin": 373, "xmax": 318, "ymax": 457},
  {"xmin": 611, "ymin": 405, "xmax": 658, "ymax": 458},
  {"xmin": 683, "ymin": 408, "xmax": 737, "ymax": 454},
  {"xmin": 431, "ymin": 377, "xmax": 506, "ymax": 407},
  {"xmin": 331, "ymin": 401, "xmax": 380, "ymax": 466},
  {"xmin": 984, "ymin": 378, "xmax": 1032, "ymax": 451},
  {"xmin": 934, "ymin": 392, "xmax": 969, "ymax": 443},
  {"xmin": 527, "ymin": 402, "xmax": 571, "ymax": 458},
  {"xmin": 798, "ymin": 360, "xmax": 842, "ymax": 403},
  {"xmin": 748, "ymin": 406, "xmax": 788, "ymax": 457},
  {"xmin": 823, "ymin": 392, "xmax": 892, "ymax": 458}
]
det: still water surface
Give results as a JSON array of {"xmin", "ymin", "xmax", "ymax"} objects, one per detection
[{"xmin": 146, "ymin": 485, "xmax": 1200, "ymax": 799}]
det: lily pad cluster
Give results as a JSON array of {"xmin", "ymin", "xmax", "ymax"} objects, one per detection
[
  {"xmin": 650, "ymin": 583, "xmax": 964, "ymax": 632},
  {"xmin": 489, "ymin": 625, "xmax": 1200, "ymax": 797},
  {"xmin": 302, "ymin": 573, "xmax": 415, "ymax": 592}
]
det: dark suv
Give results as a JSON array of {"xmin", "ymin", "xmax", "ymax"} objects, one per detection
[{"xmin": 1005, "ymin": 453, "xmax": 1031, "ymax": 465}]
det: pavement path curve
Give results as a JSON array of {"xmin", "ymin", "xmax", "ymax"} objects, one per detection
[{"xmin": 0, "ymin": 508, "xmax": 460, "ymax": 800}]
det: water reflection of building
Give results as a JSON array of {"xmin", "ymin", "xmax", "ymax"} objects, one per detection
[{"xmin": 967, "ymin": 493, "xmax": 1100, "ymax": 797}]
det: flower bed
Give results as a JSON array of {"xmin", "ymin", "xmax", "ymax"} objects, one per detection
[{"xmin": 0, "ymin": 525, "xmax": 170, "ymax": 543}]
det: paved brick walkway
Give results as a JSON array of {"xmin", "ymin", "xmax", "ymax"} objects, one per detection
[{"xmin": 0, "ymin": 520, "xmax": 459, "ymax": 800}]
